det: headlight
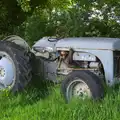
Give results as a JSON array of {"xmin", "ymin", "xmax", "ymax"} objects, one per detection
[
  {"xmin": 32, "ymin": 46, "xmax": 54, "ymax": 53},
  {"xmin": 45, "ymin": 47, "xmax": 54, "ymax": 53},
  {"xmin": 73, "ymin": 52, "xmax": 96, "ymax": 61}
]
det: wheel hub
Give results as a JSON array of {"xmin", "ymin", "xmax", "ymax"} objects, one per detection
[
  {"xmin": 0, "ymin": 56, "xmax": 15, "ymax": 88},
  {"xmin": 67, "ymin": 79, "xmax": 92, "ymax": 100},
  {"xmin": 0, "ymin": 67, "xmax": 5, "ymax": 77},
  {"xmin": 73, "ymin": 83, "xmax": 90, "ymax": 98}
]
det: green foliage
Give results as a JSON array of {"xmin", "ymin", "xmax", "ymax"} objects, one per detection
[
  {"xmin": 0, "ymin": 0, "xmax": 49, "ymax": 39},
  {"xmin": 14, "ymin": 9, "xmax": 57, "ymax": 45},
  {"xmin": 0, "ymin": 85, "xmax": 120, "ymax": 120},
  {"xmin": 1, "ymin": 0, "xmax": 120, "ymax": 44},
  {"xmin": 17, "ymin": 0, "xmax": 32, "ymax": 12},
  {"xmin": 16, "ymin": 0, "xmax": 48, "ymax": 12},
  {"xmin": 52, "ymin": 0, "xmax": 120, "ymax": 38}
]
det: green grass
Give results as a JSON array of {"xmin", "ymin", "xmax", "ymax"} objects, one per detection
[{"xmin": 0, "ymin": 79, "xmax": 120, "ymax": 120}]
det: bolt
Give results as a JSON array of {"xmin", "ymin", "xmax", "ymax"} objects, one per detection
[
  {"xmin": 79, "ymin": 88, "xmax": 82, "ymax": 90},
  {"xmin": 77, "ymin": 91, "xmax": 79, "ymax": 93}
]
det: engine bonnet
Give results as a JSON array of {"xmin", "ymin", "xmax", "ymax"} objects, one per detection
[
  {"xmin": 32, "ymin": 37, "xmax": 58, "ymax": 52},
  {"xmin": 55, "ymin": 37, "xmax": 120, "ymax": 51}
]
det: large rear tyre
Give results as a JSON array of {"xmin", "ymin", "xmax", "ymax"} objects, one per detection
[
  {"xmin": 61, "ymin": 70, "xmax": 104, "ymax": 103},
  {"xmin": 0, "ymin": 41, "xmax": 32, "ymax": 92}
]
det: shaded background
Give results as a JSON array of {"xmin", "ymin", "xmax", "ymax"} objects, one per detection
[{"xmin": 0, "ymin": 0, "xmax": 120, "ymax": 45}]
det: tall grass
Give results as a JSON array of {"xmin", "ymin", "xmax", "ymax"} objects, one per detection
[{"xmin": 0, "ymin": 79, "xmax": 120, "ymax": 120}]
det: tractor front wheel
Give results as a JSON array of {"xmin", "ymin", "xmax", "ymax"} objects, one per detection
[{"xmin": 61, "ymin": 70, "xmax": 104, "ymax": 103}]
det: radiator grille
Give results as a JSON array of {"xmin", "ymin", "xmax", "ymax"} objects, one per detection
[{"xmin": 114, "ymin": 51, "xmax": 120, "ymax": 78}]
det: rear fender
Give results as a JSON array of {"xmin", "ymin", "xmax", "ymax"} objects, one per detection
[{"xmin": 3, "ymin": 35, "xmax": 31, "ymax": 51}]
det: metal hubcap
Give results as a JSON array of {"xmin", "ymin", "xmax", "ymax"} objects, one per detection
[
  {"xmin": 0, "ymin": 52, "xmax": 16, "ymax": 90},
  {"xmin": 73, "ymin": 82, "xmax": 91, "ymax": 98},
  {"xmin": 67, "ymin": 79, "xmax": 92, "ymax": 100},
  {"xmin": 0, "ymin": 67, "xmax": 5, "ymax": 77}
]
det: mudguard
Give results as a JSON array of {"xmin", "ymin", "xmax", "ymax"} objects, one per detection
[{"xmin": 3, "ymin": 35, "xmax": 31, "ymax": 51}]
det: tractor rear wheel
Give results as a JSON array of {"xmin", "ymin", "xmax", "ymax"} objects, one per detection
[{"xmin": 0, "ymin": 41, "xmax": 32, "ymax": 92}]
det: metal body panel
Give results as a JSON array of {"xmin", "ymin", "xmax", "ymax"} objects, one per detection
[
  {"xmin": 56, "ymin": 37, "xmax": 120, "ymax": 50},
  {"xmin": 32, "ymin": 37, "xmax": 57, "ymax": 53},
  {"xmin": 73, "ymin": 52, "xmax": 96, "ymax": 61},
  {"xmin": 32, "ymin": 37, "xmax": 118, "ymax": 86},
  {"xmin": 58, "ymin": 48, "xmax": 114, "ymax": 86},
  {"xmin": 75, "ymin": 50, "xmax": 114, "ymax": 86},
  {"xmin": 38, "ymin": 50, "xmax": 114, "ymax": 86},
  {"xmin": 38, "ymin": 57, "xmax": 57, "ymax": 82}
]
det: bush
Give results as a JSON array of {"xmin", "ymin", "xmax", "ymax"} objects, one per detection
[{"xmin": 13, "ymin": 2, "xmax": 120, "ymax": 45}]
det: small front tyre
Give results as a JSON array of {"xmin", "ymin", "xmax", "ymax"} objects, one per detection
[{"xmin": 61, "ymin": 70, "xmax": 104, "ymax": 103}]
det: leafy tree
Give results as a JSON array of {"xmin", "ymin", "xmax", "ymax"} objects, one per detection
[
  {"xmin": 1, "ymin": 0, "xmax": 120, "ymax": 42},
  {"xmin": 0, "ymin": 0, "xmax": 49, "ymax": 38}
]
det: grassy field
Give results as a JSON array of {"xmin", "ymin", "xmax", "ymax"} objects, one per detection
[{"xmin": 0, "ymin": 78, "xmax": 120, "ymax": 120}]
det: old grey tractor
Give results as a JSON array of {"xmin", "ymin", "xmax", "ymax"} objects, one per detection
[{"xmin": 0, "ymin": 35, "xmax": 120, "ymax": 102}]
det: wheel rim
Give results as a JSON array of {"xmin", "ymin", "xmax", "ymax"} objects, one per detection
[
  {"xmin": 66, "ymin": 78, "xmax": 92, "ymax": 100},
  {"xmin": 0, "ymin": 51, "xmax": 16, "ymax": 90}
]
